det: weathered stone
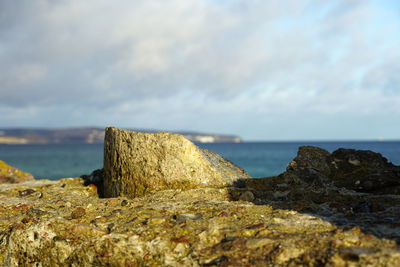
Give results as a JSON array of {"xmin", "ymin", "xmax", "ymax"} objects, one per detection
[
  {"xmin": 330, "ymin": 148, "xmax": 400, "ymax": 193},
  {"xmin": 245, "ymin": 237, "xmax": 274, "ymax": 249},
  {"xmin": 102, "ymin": 127, "xmax": 250, "ymax": 198},
  {"xmin": 71, "ymin": 207, "xmax": 86, "ymax": 219},
  {"xmin": 238, "ymin": 190, "xmax": 255, "ymax": 202},
  {"xmin": 0, "ymin": 160, "xmax": 34, "ymax": 184},
  {"xmin": 284, "ymin": 146, "xmax": 400, "ymax": 194},
  {"xmin": 287, "ymin": 146, "xmax": 331, "ymax": 175}
]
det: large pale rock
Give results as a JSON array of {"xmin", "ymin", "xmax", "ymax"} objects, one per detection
[{"xmin": 103, "ymin": 127, "xmax": 250, "ymax": 198}]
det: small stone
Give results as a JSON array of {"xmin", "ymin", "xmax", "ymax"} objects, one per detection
[
  {"xmin": 13, "ymin": 204, "xmax": 31, "ymax": 211},
  {"xmin": 18, "ymin": 189, "xmax": 36, "ymax": 197},
  {"xmin": 28, "ymin": 208, "xmax": 47, "ymax": 217},
  {"xmin": 276, "ymin": 246, "xmax": 304, "ymax": 264},
  {"xmin": 107, "ymin": 223, "xmax": 115, "ymax": 233},
  {"xmin": 246, "ymin": 223, "xmax": 264, "ymax": 230},
  {"xmin": 170, "ymin": 236, "xmax": 190, "ymax": 243},
  {"xmin": 242, "ymin": 229, "xmax": 257, "ymax": 237},
  {"xmin": 204, "ymin": 255, "xmax": 229, "ymax": 266},
  {"xmin": 174, "ymin": 243, "xmax": 188, "ymax": 254},
  {"xmin": 21, "ymin": 217, "xmax": 37, "ymax": 224},
  {"xmin": 239, "ymin": 191, "xmax": 255, "ymax": 202},
  {"xmin": 175, "ymin": 213, "xmax": 202, "ymax": 223},
  {"xmin": 71, "ymin": 207, "xmax": 86, "ymax": 219},
  {"xmin": 221, "ymin": 237, "xmax": 237, "ymax": 243},
  {"xmin": 348, "ymin": 159, "xmax": 361, "ymax": 166},
  {"xmin": 217, "ymin": 211, "xmax": 229, "ymax": 217},
  {"xmin": 147, "ymin": 217, "xmax": 166, "ymax": 225},
  {"xmin": 342, "ymin": 236, "xmax": 360, "ymax": 246},
  {"xmin": 246, "ymin": 238, "xmax": 274, "ymax": 249}
]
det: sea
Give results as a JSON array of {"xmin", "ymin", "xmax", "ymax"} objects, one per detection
[{"xmin": 1, "ymin": 141, "xmax": 400, "ymax": 180}]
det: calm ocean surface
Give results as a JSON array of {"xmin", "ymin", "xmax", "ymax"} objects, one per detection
[{"xmin": 1, "ymin": 141, "xmax": 399, "ymax": 180}]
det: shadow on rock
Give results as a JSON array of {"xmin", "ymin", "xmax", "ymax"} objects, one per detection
[{"xmin": 230, "ymin": 146, "xmax": 400, "ymax": 244}]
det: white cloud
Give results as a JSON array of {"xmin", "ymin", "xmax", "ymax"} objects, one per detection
[{"xmin": 0, "ymin": 0, "xmax": 399, "ymax": 139}]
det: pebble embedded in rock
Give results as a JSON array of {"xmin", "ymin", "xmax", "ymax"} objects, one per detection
[
  {"xmin": 239, "ymin": 191, "xmax": 255, "ymax": 202},
  {"xmin": 147, "ymin": 217, "xmax": 166, "ymax": 225},
  {"xmin": 246, "ymin": 238, "xmax": 274, "ymax": 249},
  {"xmin": 175, "ymin": 213, "xmax": 202, "ymax": 223},
  {"xmin": 71, "ymin": 207, "xmax": 86, "ymax": 219},
  {"xmin": 204, "ymin": 255, "xmax": 229, "ymax": 266},
  {"xmin": 19, "ymin": 189, "xmax": 36, "ymax": 197}
]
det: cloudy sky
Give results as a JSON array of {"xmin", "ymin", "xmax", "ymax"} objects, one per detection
[{"xmin": 1, "ymin": 0, "xmax": 399, "ymax": 140}]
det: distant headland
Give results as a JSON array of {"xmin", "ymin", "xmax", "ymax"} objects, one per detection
[{"xmin": 0, "ymin": 127, "xmax": 242, "ymax": 144}]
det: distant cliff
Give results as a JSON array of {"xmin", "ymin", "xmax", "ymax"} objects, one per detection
[{"xmin": 0, "ymin": 128, "xmax": 242, "ymax": 144}]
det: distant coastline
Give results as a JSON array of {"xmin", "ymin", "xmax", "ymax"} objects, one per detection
[{"xmin": 0, "ymin": 127, "xmax": 242, "ymax": 144}]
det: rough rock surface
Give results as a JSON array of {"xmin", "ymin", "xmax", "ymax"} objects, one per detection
[
  {"xmin": 286, "ymin": 146, "xmax": 400, "ymax": 194},
  {"xmin": 0, "ymin": 160, "xmax": 34, "ymax": 184},
  {"xmin": 103, "ymin": 127, "xmax": 250, "ymax": 198},
  {"xmin": 1, "ymin": 178, "xmax": 400, "ymax": 266}
]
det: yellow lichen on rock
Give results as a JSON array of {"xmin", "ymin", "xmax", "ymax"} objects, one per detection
[{"xmin": 0, "ymin": 160, "xmax": 34, "ymax": 184}]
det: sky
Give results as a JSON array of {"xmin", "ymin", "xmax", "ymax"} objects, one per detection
[{"xmin": 0, "ymin": 0, "xmax": 399, "ymax": 141}]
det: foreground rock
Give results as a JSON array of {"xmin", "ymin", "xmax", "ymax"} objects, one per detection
[
  {"xmin": 103, "ymin": 127, "xmax": 250, "ymax": 198},
  {"xmin": 1, "ymin": 178, "xmax": 400, "ymax": 266},
  {"xmin": 0, "ymin": 160, "xmax": 34, "ymax": 184}
]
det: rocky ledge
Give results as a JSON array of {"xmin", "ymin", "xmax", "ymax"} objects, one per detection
[{"xmin": 0, "ymin": 128, "xmax": 400, "ymax": 266}]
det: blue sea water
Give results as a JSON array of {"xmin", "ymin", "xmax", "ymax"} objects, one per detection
[{"xmin": 0, "ymin": 141, "xmax": 399, "ymax": 180}]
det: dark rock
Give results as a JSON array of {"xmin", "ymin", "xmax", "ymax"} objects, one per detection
[
  {"xmin": 81, "ymin": 168, "xmax": 103, "ymax": 187},
  {"xmin": 285, "ymin": 146, "xmax": 400, "ymax": 194},
  {"xmin": 352, "ymin": 201, "xmax": 372, "ymax": 213},
  {"xmin": 330, "ymin": 149, "xmax": 400, "ymax": 193},
  {"xmin": 287, "ymin": 146, "xmax": 331, "ymax": 175},
  {"xmin": 81, "ymin": 168, "xmax": 104, "ymax": 196},
  {"xmin": 241, "ymin": 145, "xmax": 400, "ymax": 244},
  {"xmin": 18, "ymin": 189, "xmax": 36, "ymax": 197}
]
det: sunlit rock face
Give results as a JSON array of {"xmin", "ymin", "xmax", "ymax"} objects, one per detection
[
  {"xmin": 102, "ymin": 127, "xmax": 250, "ymax": 198},
  {"xmin": 1, "ymin": 177, "xmax": 400, "ymax": 267}
]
